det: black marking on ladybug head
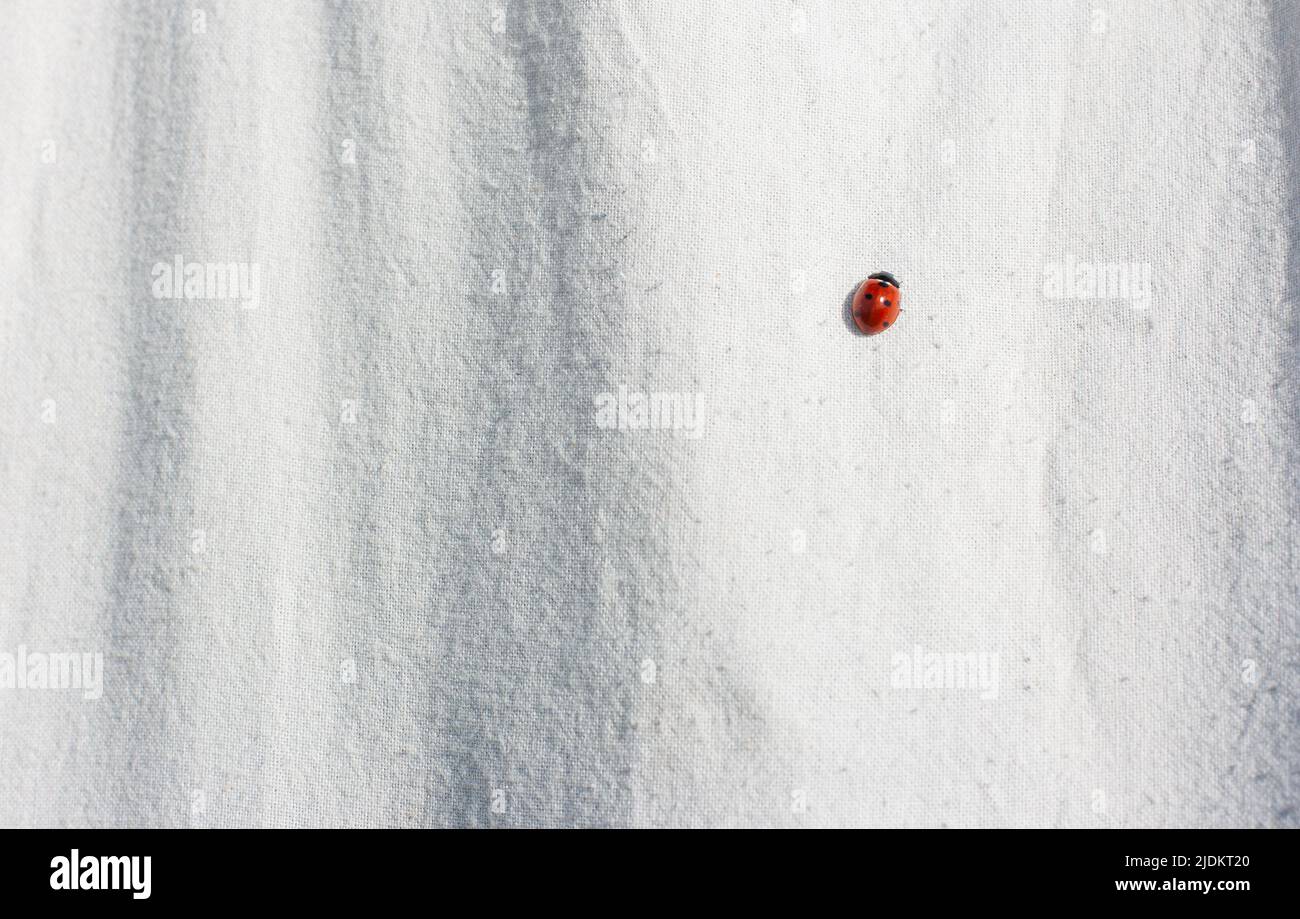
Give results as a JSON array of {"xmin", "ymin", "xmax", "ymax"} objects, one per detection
[{"xmin": 868, "ymin": 271, "xmax": 900, "ymax": 289}]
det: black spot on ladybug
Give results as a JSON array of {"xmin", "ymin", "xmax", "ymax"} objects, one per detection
[
  {"xmin": 883, "ymin": 320, "xmax": 891, "ymax": 327},
  {"xmin": 883, "ymin": 299, "xmax": 892, "ymax": 306},
  {"xmin": 865, "ymin": 293, "xmax": 874, "ymax": 300}
]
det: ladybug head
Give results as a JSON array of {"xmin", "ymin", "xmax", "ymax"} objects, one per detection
[{"xmin": 868, "ymin": 271, "xmax": 899, "ymax": 289}]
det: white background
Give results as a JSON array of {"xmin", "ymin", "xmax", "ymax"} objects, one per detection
[{"xmin": 1, "ymin": 0, "xmax": 1296, "ymax": 827}]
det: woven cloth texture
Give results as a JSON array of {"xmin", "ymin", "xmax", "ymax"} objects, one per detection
[{"xmin": 1, "ymin": 0, "xmax": 1297, "ymax": 827}]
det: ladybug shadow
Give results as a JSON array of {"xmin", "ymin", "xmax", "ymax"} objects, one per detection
[{"xmin": 841, "ymin": 283, "xmax": 865, "ymax": 336}]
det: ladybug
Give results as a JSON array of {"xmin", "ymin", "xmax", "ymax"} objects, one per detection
[{"xmin": 851, "ymin": 271, "xmax": 901, "ymax": 335}]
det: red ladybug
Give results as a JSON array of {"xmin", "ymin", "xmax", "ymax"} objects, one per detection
[{"xmin": 851, "ymin": 272, "xmax": 901, "ymax": 335}]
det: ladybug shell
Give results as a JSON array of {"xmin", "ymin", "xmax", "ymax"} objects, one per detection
[{"xmin": 851, "ymin": 277, "xmax": 900, "ymax": 335}]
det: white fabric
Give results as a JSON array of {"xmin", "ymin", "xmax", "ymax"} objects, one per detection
[{"xmin": 1, "ymin": 0, "xmax": 1296, "ymax": 827}]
